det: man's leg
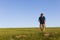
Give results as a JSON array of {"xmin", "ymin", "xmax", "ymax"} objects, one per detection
[
  {"xmin": 42, "ymin": 24, "xmax": 46, "ymax": 32},
  {"xmin": 40, "ymin": 24, "xmax": 43, "ymax": 32}
]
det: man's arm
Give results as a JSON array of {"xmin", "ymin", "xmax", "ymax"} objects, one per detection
[
  {"xmin": 44, "ymin": 20, "xmax": 46, "ymax": 24},
  {"xmin": 44, "ymin": 16, "xmax": 46, "ymax": 24}
]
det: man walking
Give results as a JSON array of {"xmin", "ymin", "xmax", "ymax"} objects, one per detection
[{"xmin": 38, "ymin": 13, "xmax": 46, "ymax": 33}]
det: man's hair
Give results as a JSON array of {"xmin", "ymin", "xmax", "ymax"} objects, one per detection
[{"xmin": 41, "ymin": 13, "xmax": 43, "ymax": 15}]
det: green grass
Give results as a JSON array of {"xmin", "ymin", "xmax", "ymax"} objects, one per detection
[{"xmin": 0, "ymin": 28, "xmax": 60, "ymax": 40}]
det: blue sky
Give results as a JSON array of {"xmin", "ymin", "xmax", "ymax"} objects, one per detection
[{"xmin": 0, "ymin": 0, "xmax": 60, "ymax": 28}]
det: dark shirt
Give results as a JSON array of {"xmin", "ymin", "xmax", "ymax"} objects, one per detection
[{"xmin": 39, "ymin": 16, "xmax": 45, "ymax": 24}]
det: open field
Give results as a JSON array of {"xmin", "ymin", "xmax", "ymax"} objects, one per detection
[{"xmin": 0, "ymin": 28, "xmax": 60, "ymax": 40}]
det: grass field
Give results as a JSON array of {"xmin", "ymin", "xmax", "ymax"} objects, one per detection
[{"xmin": 0, "ymin": 28, "xmax": 60, "ymax": 40}]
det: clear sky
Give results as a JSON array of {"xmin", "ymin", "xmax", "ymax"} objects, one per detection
[{"xmin": 0, "ymin": 0, "xmax": 60, "ymax": 28}]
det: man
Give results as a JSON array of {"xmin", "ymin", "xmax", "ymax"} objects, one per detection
[{"xmin": 38, "ymin": 13, "xmax": 46, "ymax": 32}]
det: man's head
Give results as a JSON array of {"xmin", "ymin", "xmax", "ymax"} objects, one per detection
[{"xmin": 40, "ymin": 13, "xmax": 44, "ymax": 17}]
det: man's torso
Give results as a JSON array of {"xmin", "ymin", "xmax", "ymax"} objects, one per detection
[{"xmin": 39, "ymin": 16, "xmax": 45, "ymax": 24}]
